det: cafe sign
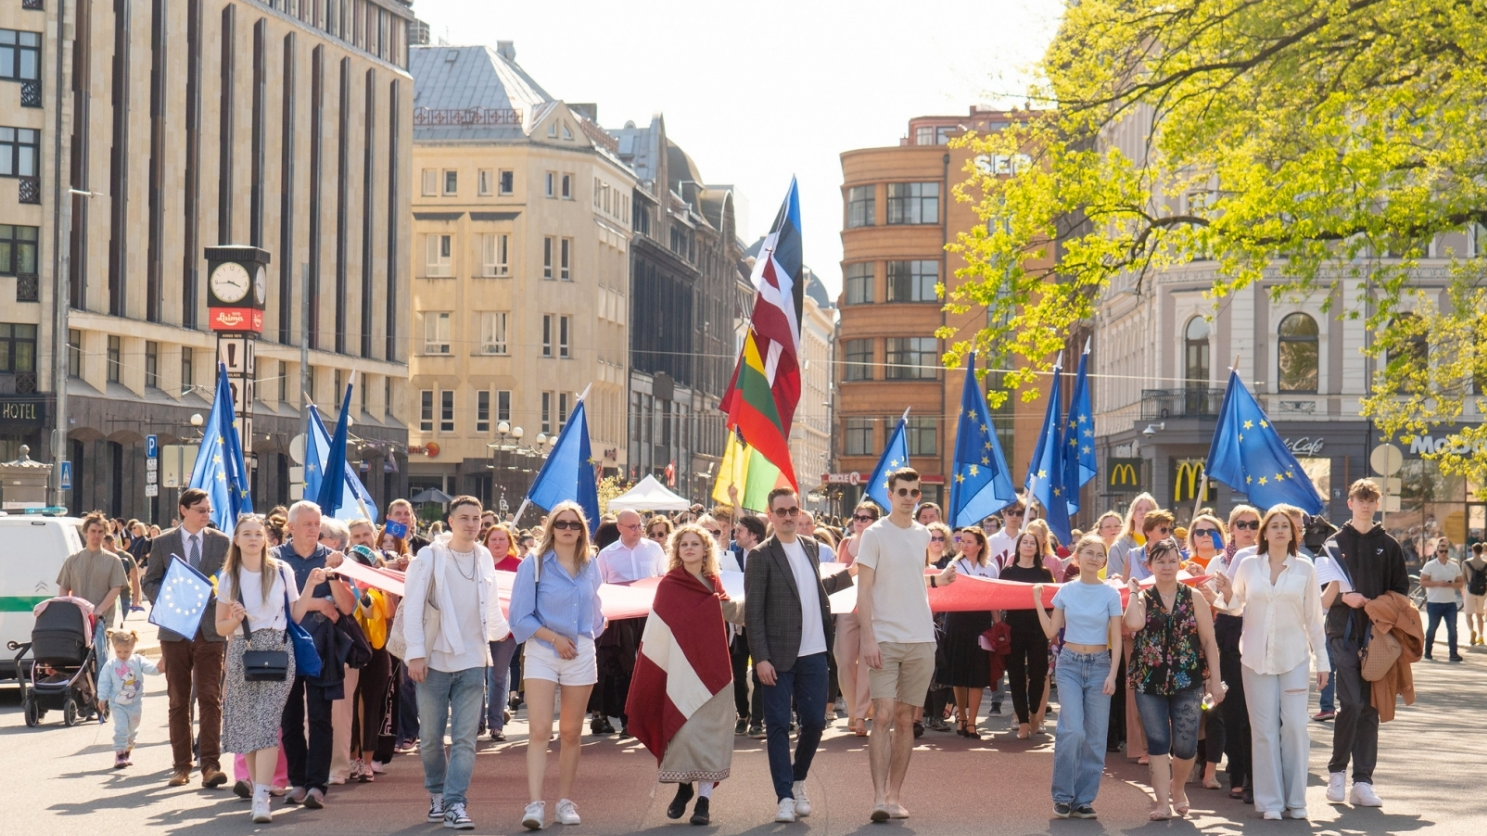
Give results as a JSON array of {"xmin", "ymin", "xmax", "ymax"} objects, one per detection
[{"xmin": 1282, "ymin": 437, "xmax": 1325, "ymax": 456}]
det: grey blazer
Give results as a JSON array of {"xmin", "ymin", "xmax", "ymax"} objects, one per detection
[
  {"xmin": 141, "ymin": 526, "xmax": 231, "ymax": 642},
  {"xmin": 743, "ymin": 535, "xmax": 853, "ymax": 673}
]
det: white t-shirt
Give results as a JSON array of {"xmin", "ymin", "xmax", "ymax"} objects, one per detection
[
  {"xmin": 432, "ymin": 548, "xmax": 489, "ymax": 673},
  {"xmin": 597, "ymin": 538, "xmax": 668, "ymax": 584},
  {"xmin": 219, "ymin": 562, "xmax": 300, "ymax": 633},
  {"xmin": 1419, "ymin": 559, "xmax": 1463, "ymax": 605},
  {"xmin": 987, "ymin": 529, "xmax": 1017, "ymax": 569},
  {"xmin": 854, "ymin": 518, "xmax": 936, "ymax": 644},
  {"xmin": 780, "ymin": 538, "xmax": 827, "ymax": 657}
]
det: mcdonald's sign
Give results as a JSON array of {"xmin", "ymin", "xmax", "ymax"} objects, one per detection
[
  {"xmin": 1107, "ymin": 457, "xmax": 1142, "ymax": 491},
  {"xmin": 1172, "ymin": 459, "xmax": 1216, "ymax": 503}
]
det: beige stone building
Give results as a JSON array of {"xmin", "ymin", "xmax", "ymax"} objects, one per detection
[
  {"xmin": 18, "ymin": 0, "xmax": 416, "ymax": 520},
  {"xmin": 406, "ymin": 42, "xmax": 632, "ymax": 509},
  {"xmin": 791, "ymin": 267, "xmax": 834, "ymax": 506}
]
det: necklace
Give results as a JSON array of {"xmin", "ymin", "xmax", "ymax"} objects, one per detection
[{"xmin": 451, "ymin": 549, "xmax": 476, "ymax": 581}]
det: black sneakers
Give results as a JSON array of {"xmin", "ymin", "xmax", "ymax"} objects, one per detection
[
  {"xmin": 1053, "ymin": 802, "xmax": 1072, "ymax": 819},
  {"xmin": 1072, "ymin": 805, "xmax": 1097, "ymax": 819}
]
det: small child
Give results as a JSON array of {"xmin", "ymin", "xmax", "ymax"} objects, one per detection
[{"xmin": 96, "ymin": 630, "xmax": 162, "ymax": 768}]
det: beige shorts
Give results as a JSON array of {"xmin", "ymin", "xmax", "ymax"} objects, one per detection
[
  {"xmin": 1464, "ymin": 592, "xmax": 1486, "ymax": 618},
  {"xmin": 867, "ymin": 641, "xmax": 936, "ymax": 706}
]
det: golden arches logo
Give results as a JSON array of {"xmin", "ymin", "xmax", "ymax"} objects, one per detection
[
  {"xmin": 1174, "ymin": 460, "xmax": 1208, "ymax": 502},
  {"xmin": 1110, "ymin": 463, "xmax": 1138, "ymax": 486}
]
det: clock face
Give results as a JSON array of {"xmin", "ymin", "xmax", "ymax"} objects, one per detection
[
  {"xmin": 210, "ymin": 262, "xmax": 251, "ymax": 304},
  {"xmin": 254, "ymin": 265, "xmax": 267, "ymax": 306}
]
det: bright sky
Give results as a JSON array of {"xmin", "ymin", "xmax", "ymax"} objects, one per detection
[{"xmin": 411, "ymin": 0, "xmax": 1065, "ymax": 297}]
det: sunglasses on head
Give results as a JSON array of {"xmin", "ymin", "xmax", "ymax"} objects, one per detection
[
  {"xmin": 550, "ymin": 520, "xmax": 584, "ymax": 531},
  {"xmin": 1233, "ymin": 520, "xmax": 1259, "ymax": 530},
  {"xmin": 773, "ymin": 506, "xmax": 800, "ymax": 517}
]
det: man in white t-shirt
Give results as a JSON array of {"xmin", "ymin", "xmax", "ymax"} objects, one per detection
[
  {"xmin": 986, "ymin": 494, "xmax": 1027, "ymax": 569},
  {"xmin": 856, "ymin": 468, "xmax": 958, "ymax": 823},
  {"xmin": 1418, "ymin": 540, "xmax": 1463, "ymax": 662}
]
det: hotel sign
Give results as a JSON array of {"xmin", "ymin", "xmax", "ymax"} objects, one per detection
[{"xmin": 0, "ymin": 397, "xmax": 46, "ymax": 425}]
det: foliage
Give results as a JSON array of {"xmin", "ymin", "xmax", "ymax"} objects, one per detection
[
  {"xmin": 597, "ymin": 474, "xmax": 628, "ymax": 515},
  {"xmin": 944, "ymin": 0, "xmax": 1487, "ymax": 486}
]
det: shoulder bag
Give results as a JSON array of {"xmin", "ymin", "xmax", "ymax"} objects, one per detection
[
  {"xmin": 386, "ymin": 547, "xmax": 441, "ymax": 660},
  {"xmin": 235, "ymin": 568, "xmax": 290, "ymax": 682}
]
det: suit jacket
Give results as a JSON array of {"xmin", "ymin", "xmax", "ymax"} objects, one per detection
[
  {"xmin": 141, "ymin": 526, "xmax": 231, "ymax": 642},
  {"xmin": 743, "ymin": 535, "xmax": 853, "ymax": 673}
]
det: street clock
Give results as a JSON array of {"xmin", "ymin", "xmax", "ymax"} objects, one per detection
[{"xmin": 205, "ymin": 245, "xmax": 271, "ymax": 334}]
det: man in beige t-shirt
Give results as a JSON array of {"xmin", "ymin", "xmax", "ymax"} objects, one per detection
[
  {"xmin": 856, "ymin": 467, "xmax": 958, "ymax": 823},
  {"xmin": 57, "ymin": 512, "xmax": 127, "ymax": 681}
]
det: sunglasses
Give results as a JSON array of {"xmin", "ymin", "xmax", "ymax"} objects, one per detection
[
  {"xmin": 1233, "ymin": 520, "xmax": 1259, "ymax": 530},
  {"xmin": 930, "ymin": 535, "xmax": 946, "ymax": 542},
  {"xmin": 854, "ymin": 514, "xmax": 878, "ymax": 523},
  {"xmin": 1152, "ymin": 526, "xmax": 1172, "ymax": 535},
  {"xmin": 1005, "ymin": 509, "xmax": 1024, "ymax": 517},
  {"xmin": 895, "ymin": 488, "xmax": 921, "ymax": 498},
  {"xmin": 1192, "ymin": 528, "xmax": 1218, "ymax": 538},
  {"xmin": 1437, "ymin": 549, "xmax": 1450, "ymax": 554},
  {"xmin": 707, "ymin": 529, "xmax": 724, "ymax": 537},
  {"xmin": 773, "ymin": 506, "xmax": 800, "ymax": 517},
  {"xmin": 550, "ymin": 520, "xmax": 584, "ymax": 531}
]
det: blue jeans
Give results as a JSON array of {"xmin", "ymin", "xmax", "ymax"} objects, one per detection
[
  {"xmin": 416, "ymin": 666, "xmax": 484, "ymax": 806},
  {"xmin": 93, "ymin": 620, "xmax": 109, "ymax": 689},
  {"xmin": 762, "ymin": 652, "xmax": 828, "ymax": 802},
  {"xmin": 1425, "ymin": 601, "xmax": 1459, "ymax": 658},
  {"xmin": 1318, "ymin": 642, "xmax": 1336, "ymax": 712},
  {"xmin": 484, "ymin": 637, "xmax": 518, "ymax": 731},
  {"xmin": 1052, "ymin": 649, "xmax": 1113, "ymax": 806},
  {"xmin": 1134, "ymin": 686, "xmax": 1203, "ymax": 760}
]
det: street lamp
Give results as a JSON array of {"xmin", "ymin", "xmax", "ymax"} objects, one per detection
[{"xmin": 487, "ymin": 423, "xmax": 525, "ymax": 505}]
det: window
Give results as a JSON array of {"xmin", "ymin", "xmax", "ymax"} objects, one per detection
[
  {"xmin": 885, "ymin": 337, "xmax": 937, "ymax": 380},
  {"xmin": 541, "ymin": 391, "xmax": 552, "ymax": 434},
  {"xmin": 0, "ymin": 224, "xmax": 39, "ymax": 275},
  {"xmin": 844, "ymin": 339, "xmax": 874, "ymax": 381},
  {"xmin": 481, "ymin": 233, "xmax": 509, "ymax": 277},
  {"xmin": 594, "ymin": 177, "xmax": 603, "ymax": 209},
  {"xmin": 886, "ymin": 260, "xmax": 939, "ymax": 302},
  {"xmin": 442, "ymin": 170, "xmax": 457, "ymax": 195},
  {"xmin": 846, "ymin": 185, "xmax": 875, "ymax": 228},
  {"xmin": 440, "ymin": 390, "xmax": 454, "ymax": 432},
  {"xmin": 0, "ymin": 323, "xmax": 36, "ymax": 373},
  {"xmin": 496, "ymin": 389, "xmax": 511, "ymax": 422},
  {"xmin": 0, "ymin": 127, "xmax": 39, "ymax": 177},
  {"xmin": 1277, "ymin": 313, "xmax": 1319, "ymax": 393},
  {"xmin": 68, "ymin": 328, "xmax": 81, "ymax": 377},
  {"xmin": 542, "ymin": 314, "xmax": 553, "ymax": 357},
  {"xmin": 844, "ymin": 262, "xmax": 874, "ymax": 304},
  {"xmin": 476, "ymin": 390, "xmax": 490, "ymax": 433},
  {"xmin": 181, "ymin": 346, "xmax": 193, "ymax": 392},
  {"xmin": 423, "ymin": 311, "xmax": 451, "ymax": 354},
  {"xmin": 498, "ymin": 170, "xmax": 514, "ymax": 194},
  {"xmin": 107, "ymin": 335, "xmax": 121, "ymax": 383},
  {"xmin": 558, "ymin": 392, "xmax": 570, "ymax": 431},
  {"xmin": 1185, "ymin": 316, "xmax": 1210, "ymax": 386},
  {"xmin": 477, "ymin": 169, "xmax": 492, "ymax": 196},
  {"xmin": 907, "ymin": 417, "xmax": 937, "ymax": 456},
  {"xmin": 419, "ymin": 389, "xmax": 433, "ymax": 431},
  {"xmin": 0, "ymin": 30, "xmax": 42, "ymax": 82},
  {"xmin": 547, "ymin": 122, "xmax": 557, "ymax": 138},
  {"xmin": 279, "ymin": 360, "xmax": 288, "ymax": 403},
  {"xmin": 845, "ymin": 418, "xmax": 874, "ymax": 456},
  {"xmin": 425, "ymin": 234, "xmax": 451, "ymax": 276},
  {"xmin": 560, "ymin": 237, "xmax": 571, "ymax": 280},
  {"xmin": 542, "ymin": 236, "xmax": 554, "ymax": 279},
  {"xmin": 144, "ymin": 341, "xmax": 158, "ymax": 388},
  {"xmin": 559, "ymin": 315, "xmax": 571, "ymax": 358},
  {"xmin": 479, "ymin": 311, "xmax": 508, "ymax": 355},
  {"xmin": 560, "ymin": 173, "xmax": 571, "ymax": 199},
  {"xmin": 915, "ymin": 126, "xmax": 934, "ymax": 146},
  {"xmin": 561, "ymin": 122, "xmax": 572, "ymax": 140},
  {"xmin": 421, "ymin": 168, "xmax": 436, "ymax": 196},
  {"xmin": 886, "ymin": 182, "xmax": 939, "ymax": 225}
]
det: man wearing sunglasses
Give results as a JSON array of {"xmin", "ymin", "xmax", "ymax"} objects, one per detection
[
  {"xmin": 986, "ymin": 494, "xmax": 1028, "ymax": 570},
  {"xmin": 855, "ymin": 468, "xmax": 958, "ymax": 822},
  {"xmin": 592, "ymin": 510, "xmax": 667, "ymax": 737},
  {"xmin": 744, "ymin": 488, "xmax": 855, "ymax": 823}
]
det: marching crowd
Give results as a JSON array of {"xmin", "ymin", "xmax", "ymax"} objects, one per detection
[{"xmin": 49, "ymin": 473, "xmax": 1464, "ymax": 827}]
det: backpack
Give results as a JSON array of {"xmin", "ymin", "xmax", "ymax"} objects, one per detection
[{"xmin": 1468, "ymin": 560, "xmax": 1487, "ymax": 597}]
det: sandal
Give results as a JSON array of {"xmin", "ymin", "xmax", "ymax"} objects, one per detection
[
  {"xmin": 851, "ymin": 718, "xmax": 868, "ymax": 737},
  {"xmin": 1203, "ymin": 777, "xmax": 1222, "ymax": 790},
  {"xmin": 1149, "ymin": 808, "xmax": 1173, "ymax": 822}
]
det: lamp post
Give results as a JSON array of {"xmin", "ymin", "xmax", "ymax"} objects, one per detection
[{"xmin": 487, "ymin": 421, "xmax": 524, "ymax": 508}]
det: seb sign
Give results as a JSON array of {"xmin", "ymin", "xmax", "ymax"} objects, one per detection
[{"xmin": 973, "ymin": 153, "xmax": 1032, "ymax": 176}]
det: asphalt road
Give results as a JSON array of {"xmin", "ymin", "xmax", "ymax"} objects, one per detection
[{"xmin": 2, "ymin": 610, "xmax": 1483, "ymax": 835}]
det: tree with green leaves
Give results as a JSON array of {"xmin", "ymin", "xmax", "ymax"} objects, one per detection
[{"xmin": 945, "ymin": 0, "xmax": 1487, "ymax": 493}]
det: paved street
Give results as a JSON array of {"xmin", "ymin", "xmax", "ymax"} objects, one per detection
[{"xmin": 3, "ymin": 611, "xmax": 1483, "ymax": 835}]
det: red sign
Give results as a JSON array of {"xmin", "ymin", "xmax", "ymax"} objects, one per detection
[
  {"xmin": 208, "ymin": 307, "xmax": 264, "ymax": 333},
  {"xmin": 424, "ymin": 442, "xmax": 440, "ymax": 458}
]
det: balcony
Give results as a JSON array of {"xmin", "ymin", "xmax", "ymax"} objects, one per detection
[
  {"xmin": 21, "ymin": 80, "xmax": 42, "ymax": 108},
  {"xmin": 1140, "ymin": 388, "xmax": 1225, "ymax": 420},
  {"xmin": 0, "ymin": 373, "xmax": 38, "ymax": 394},
  {"xmin": 18, "ymin": 177, "xmax": 40, "ymax": 204}
]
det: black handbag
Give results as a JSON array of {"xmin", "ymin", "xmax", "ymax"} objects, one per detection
[{"xmin": 235, "ymin": 569, "xmax": 290, "ymax": 682}]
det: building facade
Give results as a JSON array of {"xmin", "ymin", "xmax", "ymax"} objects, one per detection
[
  {"xmin": 19, "ymin": 0, "xmax": 416, "ymax": 520},
  {"xmin": 405, "ymin": 43, "xmax": 632, "ymax": 511},
  {"xmin": 832, "ymin": 109, "xmax": 1054, "ymax": 513},
  {"xmin": 792, "ymin": 267, "xmax": 834, "ymax": 506}
]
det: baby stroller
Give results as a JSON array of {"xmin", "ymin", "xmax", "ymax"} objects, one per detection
[{"xmin": 10, "ymin": 597, "xmax": 102, "ymax": 727}]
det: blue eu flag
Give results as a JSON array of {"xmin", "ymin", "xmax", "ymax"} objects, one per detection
[
  {"xmin": 949, "ymin": 355, "xmax": 1017, "ymax": 526},
  {"xmin": 188, "ymin": 364, "xmax": 253, "ymax": 532},
  {"xmin": 1061, "ymin": 341, "xmax": 1097, "ymax": 513},
  {"xmin": 1205, "ymin": 369, "xmax": 1325, "ymax": 513},
  {"xmin": 147, "ymin": 554, "xmax": 213, "ymax": 638},
  {"xmin": 526, "ymin": 390, "xmax": 601, "ymax": 533},
  {"xmin": 1026, "ymin": 355, "xmax": 1073, "ymax": 547},
  {"xmin": 865, "ymin": 409, "xmax": 912, "ymax": 511}
]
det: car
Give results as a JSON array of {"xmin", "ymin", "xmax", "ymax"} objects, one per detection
[{"xmin": 1, "ymin": 516, "xmax": 84, "ymax": 684}]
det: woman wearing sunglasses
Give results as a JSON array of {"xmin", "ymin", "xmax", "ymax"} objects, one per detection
[
  {"xmin": 1181, "ymin": 513, "xmax": 1229, "ymax": 789},
  {"xmin": 1209, "ymin": 504, "xmax": 1261, "ymax": 803},
  {"xmin": 833, "ymin": 502, "xmax": 880, "ymax": 736}
]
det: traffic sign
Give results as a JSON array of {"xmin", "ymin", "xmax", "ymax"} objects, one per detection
[
  {"xmin": 1370, "ymin": 443, "xmax": 1403, "ymax": 476},
  {"xmin": 146, "ymin": 458, "xmax": 158, "ymax": 473},
  {"xmin": 60, "ymin": 461, "xmax": 72, "ymax": 491},
  {"xmin": 145, "ymin": 483, "xmax": 158, "ymax": 498},
  {"xmin": 146, "ymin": 434, "xmax": 158, "ymax": 459}
]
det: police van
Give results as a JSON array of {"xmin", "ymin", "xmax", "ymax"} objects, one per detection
[{"xmin": 0, "ymin": 515, "xmax": 84, "ymax": 683}]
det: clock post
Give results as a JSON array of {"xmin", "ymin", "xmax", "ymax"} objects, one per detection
[{"xmin": 205, "ymin": 246, "xmax": 270, "ymax": 471}]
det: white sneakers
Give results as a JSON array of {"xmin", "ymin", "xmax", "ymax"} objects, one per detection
[
  {"xmin": 1328, "ymin": 773, "xmax": 1384, "ymax": 807},
  {"xmin": 556, "ymin": 799, "xmax": 581, "ymax": 825},
  {"xmin": 250, "ymin": 797, "xmax": 272, "ymax": 824},
  {"xmin": 522, "ymin": 801, "xmax": 546, "ymax": 830},
  {"xmin": 792, "ymin": 782, "xmax": 812, "ymax": 817},
  {"xmin": 775, "ymin": 798, "xmax": 797, "ymax": 823}
]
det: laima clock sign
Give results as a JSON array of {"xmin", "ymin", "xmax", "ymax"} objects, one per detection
[{"xmin": 206, "ymin": 245, "xmax": 270, "ymax": 334}]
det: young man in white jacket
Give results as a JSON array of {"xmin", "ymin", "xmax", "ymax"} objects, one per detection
[{"xmin": 403, "ymin": 496, "xmax": 511, "ymax": 830}]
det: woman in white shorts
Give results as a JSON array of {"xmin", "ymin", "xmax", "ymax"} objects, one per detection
[{"xmin": 509, "ymin": 500, "xmax": 606, "ymax": 831}]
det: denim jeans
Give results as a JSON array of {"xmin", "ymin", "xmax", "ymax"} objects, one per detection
[
  {"xmin": 1051, "ymin": 649, "xmax": 1114, "ymax": 806},
  {"xmin": 1134, "ymin": 686, "xmax": 1202, "ymax": 760},
  {"xmin": 417, "ymin": 666, "xmax": 485, "ymax": 807},
  {"xmin": 1425, "ymin": 601, "xmax": 1459, "ymax": 658},
  {"xmin": 762, "ymin": 651, "xmax": 828, "ymax": 802},
  {"xmin": 484, "ymin": 637, "xmax": 518, "ymax": 731}
]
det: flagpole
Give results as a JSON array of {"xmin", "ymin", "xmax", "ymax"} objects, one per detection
[{"xmin": 1194, "ymin": 353, "xmax": 1241, "ymax": 522}]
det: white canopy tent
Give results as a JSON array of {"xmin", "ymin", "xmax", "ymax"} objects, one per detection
[{"xmin": 606, "ymin": 475, "xmax": 691, "ymax": 512}]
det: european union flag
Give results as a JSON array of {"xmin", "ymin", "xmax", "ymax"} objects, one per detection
[
  {"xmin": 303, "ymin": 381, "xmax": 378, "ymax": 522},
  {"xmin": 1205, "ymin": 369, "xmax": 1325, "ymax": 513},
  {"xmin": 526, "ymin": 387, "xmax": 600, "ymax": 533},
  {"xmin": 1061, "ymin": 341, "xmax": 1097, "ymax": 513},
  {"xmin": 147, "ymin": 556, "xmax": 213, "ymax": 638},
  {"xmin": 950, "ymin": 355, "xmax": 1017, "ymax": 526},
  {"xmin": 1026, "ymin": 355, "xmax": 1073, "ymax": 547},
  {"xmin": 188, "ymin": 364, "xmax": 253, "ymax": 532},
  {"xmin": 865, "ymin": 408, "xmax": 912, "ymax": 511}
]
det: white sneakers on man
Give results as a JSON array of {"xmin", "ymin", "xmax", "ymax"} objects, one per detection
[
  {"xmin": 1326, "ymin": 772, "xmax": 1347, "ymax": 804},
  {"xmin": 1328, "ymin": 773, "xmax": 1383, "ymax": 807},
  {"xmin": 775, "ymin": 798, "xmax": 797, "ymax": 823},
  {"xmin": 792, "ymin": 782, "xmax": 812, "ymax": 817},
  {"xmin": 1350, "ymin": 782, "xmax": 1383, "ymax": 807}
]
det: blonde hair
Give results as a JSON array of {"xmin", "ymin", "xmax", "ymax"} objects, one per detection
[
  {"xmin": 1073, "ymin": 533, "xmax": 1109, "ymax": 567},
  {"xmin": 223, "ymin": 514, "xmax": 279, "ymax": 604},
  {"xmin": 107, "ymin": 629, "xmax": 139, "ymax": 650},
  {"xmin": 1186, "ymin": 514, "xmax": 1228, "ymax": 553},
  {"xmin": 536, "ymin": 500, "xmax": 594, "ymax": 569},
  {"xmin": 925, "ymin": 521, "xmax": 953, "ymax": 566},
  {"xmin": 667, "ymin": 524, "xmax": 721, "ymax": 578},
  {"xmin": 1121, "ymin": 493, "xmax": 1158, "ymax": 540},
  {"xmin": 1024, "ymin": 518, "xmax": 1057, "ymax": 556},
  {"xmin": 1227, "ymin": 504, "xmax": 1261, "ymax": 528}
]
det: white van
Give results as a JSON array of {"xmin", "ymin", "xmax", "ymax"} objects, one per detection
[{"xmin": 0, "ymin": 515, "xmax": 83, "ymax": 682}]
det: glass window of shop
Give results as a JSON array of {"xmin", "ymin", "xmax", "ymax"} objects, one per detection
[{"xmin": 1393, "ymin": 456, "xmax": 1484, "ymax": 570}]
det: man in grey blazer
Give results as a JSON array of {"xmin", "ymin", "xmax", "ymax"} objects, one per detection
[
  {"xmin": 141, "ymin": 487, "xmax": 232, "ymax": 788},
  {"xmin": 744, "ymin": 487, "xmax": 854, "ymax": 824}
]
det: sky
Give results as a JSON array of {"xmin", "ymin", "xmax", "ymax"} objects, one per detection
[{"xmin": 411, "ymin": 0, "xmax": 1065, "ymax": 298}]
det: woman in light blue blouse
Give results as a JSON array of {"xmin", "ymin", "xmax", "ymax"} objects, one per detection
[{"xmin": 509, "ymin": 500, "xmax": 606, "ymax": 831}]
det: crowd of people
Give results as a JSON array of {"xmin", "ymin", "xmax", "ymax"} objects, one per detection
[{"xmin": 48, "ymin": 473, "xmax": 1457, "ymax": 827}]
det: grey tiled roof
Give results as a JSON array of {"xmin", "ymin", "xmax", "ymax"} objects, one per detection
[{"xmin": 409, "ymin": 45, "xmax": 553, "ymax": 141}]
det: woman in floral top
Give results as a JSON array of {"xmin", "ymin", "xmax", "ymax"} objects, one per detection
[{"xmin": 1123, "ymin": 539, "xmax": 1223, "ymax": 821}]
